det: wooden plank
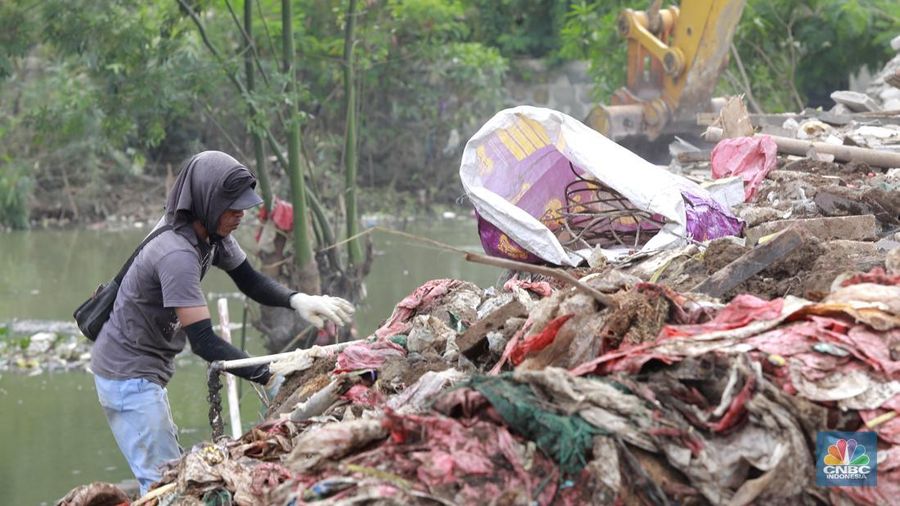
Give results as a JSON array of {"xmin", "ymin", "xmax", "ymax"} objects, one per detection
[
  {"xmin": 676, "ymin": 150, "xmax": 712, "ymax": 163},
  {"xmin": 692, "ymin": 228, "xmax": 805, "ymax": 298},
  {"xmin": 458, "ymin": 299, "xmax": 527, "ymax": 360}
]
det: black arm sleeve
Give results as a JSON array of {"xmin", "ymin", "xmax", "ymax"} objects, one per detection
[
  {"xmin": 226, "ymin": 259, "xmax": 295, "ymax": 309},
  {"xmin": 184, "ymin": 319, "xmax": 271, "ymax": 385}
]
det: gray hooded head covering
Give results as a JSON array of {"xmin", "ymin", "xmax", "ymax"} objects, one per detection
[{"xmin": 165, "ymin": 151, "xmax": 263, "ymax": 235}]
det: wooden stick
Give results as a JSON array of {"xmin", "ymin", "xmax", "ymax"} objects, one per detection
[
  {"xmin": 322, "ymin": 225, "xmax": 619, "ymax": 307},
  {"xmin": 132, "ymin": 483, "xmax": 176, "ymax": 506},
  {"xmin": 464, "ymin": 252, "xmax": 617, "ymax": 308}
]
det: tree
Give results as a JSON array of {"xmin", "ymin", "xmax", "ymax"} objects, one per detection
[
  {"xmin": 343, "ymin": 0, "xmax": 363, "ymax": 273},
  {"xmin": 281, "ymin": 0, "xmax": 320, "ymax": 295}
]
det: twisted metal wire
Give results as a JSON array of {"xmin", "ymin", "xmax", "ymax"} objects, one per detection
[{"xmin": 541, "ymin": 162, "xmax": 667, "ymax": 251}]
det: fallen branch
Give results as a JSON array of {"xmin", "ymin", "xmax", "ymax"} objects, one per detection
[
  {"xmin": 464, "ymin": 252, "xmax": 618, "ymax": 309},
  {"xmin": 322, "ymin": 225, "xmax": 619, "ymax": 308}
]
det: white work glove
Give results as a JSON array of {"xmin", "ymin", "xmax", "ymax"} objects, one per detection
[{"xmin": 289, "ymin": 293, "xmax": 355, "ymax": 329}]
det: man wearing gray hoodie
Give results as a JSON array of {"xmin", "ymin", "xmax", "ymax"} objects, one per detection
[{"xmin": 90, "ymin": 151, "xmax": 354, "ymax": 495}]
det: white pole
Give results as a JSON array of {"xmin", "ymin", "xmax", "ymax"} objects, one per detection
[
  {"xmin": 215, "ymin": 340, "xmax": 358, "ymax": 370},
  {"xmin": 216, "ymin": 298, "xmax": 243, "ymax": 439}
]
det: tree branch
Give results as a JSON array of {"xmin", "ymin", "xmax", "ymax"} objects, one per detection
[
  {"xmin": 223, "ymin": 0, "xmax": 272, "ymax": 87},
  {"xmin": 729, "ymin": 43, "xmax": 764, "ymax": 114}
]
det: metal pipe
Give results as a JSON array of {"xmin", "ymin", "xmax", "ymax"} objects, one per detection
[{"xmin": 213, "ymin": 339, "xmax": 358, "ymax": 371}]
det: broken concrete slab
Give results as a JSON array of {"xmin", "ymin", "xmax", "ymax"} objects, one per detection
[
  {"xmin": 830, "ymin": 90, "xmax": 882, "ymax": 113},
  {"xmin": 814, "ymin": 187, "xmax": 874, "ymax": 217},
  {"xmin": 739, "ymin": 206, "xmax": 788, "ymax": 227},
  {"xmin": 744, "ymin": 215, "xmax": 879, "ymax": 245}
]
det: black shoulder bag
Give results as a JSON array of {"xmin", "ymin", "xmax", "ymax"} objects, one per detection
[{"xmin": 73, "ymin": 225, "xmax": 172, "ymax": 341}]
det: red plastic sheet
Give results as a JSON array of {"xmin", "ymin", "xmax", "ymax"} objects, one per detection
[
  {"xmin": 503, "ymin": 274, "xmax": 553, "ymax": 298},
  {"xmin": 710, "ymin": 135, "xmax": 778, "ymax": 201},
  {"xmin": 510, "ymin": 314, "xmax": 574, "ymax": 365},
  {"xmin": 334, "ymin": 340, "xmax": 406, "ymax": 374},
  {"xmin": 342, "ymin": 384, "xmax": 383, "ymax": 407},
  {"xmin": 373, "ymin": 409, "xmax": 560, "ymax": 504},
  {"xmin": 840, "ymin": 267, "xmax": 900, "ymax": 287},
  {"xmin": 373, "ymin": 279, "xmax": 464, "ymax": 339},
  {"xmin": 256, "ymin": 197, "xmax": 294, "ymax": 231},
  {"xmin": 660, "ymin": 295, "xmax": 784, "ymax": 339}
]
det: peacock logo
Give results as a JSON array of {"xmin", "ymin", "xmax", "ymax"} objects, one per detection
[
  {"xmin": 816, "ymin": 431, "xmax": 877, "ymax": 487},
  {"xmin": 824, "ymin": 438, "xmax": 870, "ymax": 466}
]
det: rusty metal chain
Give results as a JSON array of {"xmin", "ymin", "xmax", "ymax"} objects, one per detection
[{"xmin": 207, "ymin": 364, "xmax": 225, "ymax": 440}]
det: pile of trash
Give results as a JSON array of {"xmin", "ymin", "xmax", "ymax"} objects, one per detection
[
  {"xmin": 61, "ymin": 255, "xmax": 900, "ymax": 505},
  {"xmin": 60, "ymin": 50, "xmax": 900, "ymax": 506}
]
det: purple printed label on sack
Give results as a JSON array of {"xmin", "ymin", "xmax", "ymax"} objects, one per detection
[
  {"xmin": 476, "ymin": 214, "xmax": 543, "ymax": 264},
  {"xmin": 681, "ymin": 191, "xmax": 744, "ymax": 241}
]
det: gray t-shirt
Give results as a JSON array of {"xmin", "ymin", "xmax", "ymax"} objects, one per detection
[{"xmin": 90, "ymin": 224, "xmax": 247, "ymax": 386}]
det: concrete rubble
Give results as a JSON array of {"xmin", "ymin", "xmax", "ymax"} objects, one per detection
[{"xmin": 53, "ymin": 39, "xmax": 900, "ymax": 506}]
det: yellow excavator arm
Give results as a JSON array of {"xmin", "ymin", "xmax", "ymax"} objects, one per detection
[{"xmin": 587, "ymin": 0, "xmax": 747, "ymax": 140}]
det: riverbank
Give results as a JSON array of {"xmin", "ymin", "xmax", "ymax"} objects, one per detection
[
  {"xmin": 0, "ymin": 218, "xmax": 495, "ymax": 506},
  {"xmin": 6, "ymin": 171, "xmax": 460, "ymax": 234}
]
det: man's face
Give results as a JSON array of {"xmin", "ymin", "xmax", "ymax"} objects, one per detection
[{"xmin": 216, "ymin": 209, "xmax": 244, "ymax": 237}]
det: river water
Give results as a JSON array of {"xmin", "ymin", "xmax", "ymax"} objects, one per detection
[{"xmin": 0, "ymin": 217, "xmax": 498, "ymax": 505}]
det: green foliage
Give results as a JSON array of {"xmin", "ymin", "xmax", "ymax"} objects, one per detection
[
  {"xmin": 390, "ymin": 0, "xmax": 469, "ymax": 42},
  {"xmin": 237, "ymin": 0, "xmax": 509, "ymax": 199},
  {"xmin": 559, "ymin": 0, "xmax": 630, "ymax": 101},
  {"xmin": 0, "ymin": 0, "xmax": 227, "ymax": 222},
  {"xmin": 717, "ymin": 0, "xmax": 900, "ymax": 111},
  {"xmin": 463, "ymin": 0, "xmax": 572, "ymax": 58},
  {"xmin": 0, "ymin": 0, "xmax": 896, "ymax": 228},
  {"xmin": 354, "ymin": 1, "xmax": 508, "ymax": 194},
  {"xmin": 0, "ymin": 0, "xmax": 36, "ymax": 79},
  {"xmin": 41, "ymin": 0, "xmax": 206, "ymax": 149},
  {"xmin": 562, "ymin": 0, "xmax": 900, "ymax": 112},
  {"xmin": 789, "ymin": 0, "xmax": 898, "ymax": 106},
  {"xmin": 0, "ymin": 161, "xmax": 31, "ymax": 229}
]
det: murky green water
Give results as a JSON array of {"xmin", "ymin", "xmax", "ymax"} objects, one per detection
[{"xmin": 0, "ymin": 217, "xmax": 497, "ymax": 505}]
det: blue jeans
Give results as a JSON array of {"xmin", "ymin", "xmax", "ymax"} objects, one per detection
[{"xmin": 94, "ymin": 374, "xmax": 182, "ymax": 496}]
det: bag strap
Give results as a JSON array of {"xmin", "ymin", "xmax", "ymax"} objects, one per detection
[{"xmin": 112, "ymin": 224, "xmax": 173, "ymax": 284}]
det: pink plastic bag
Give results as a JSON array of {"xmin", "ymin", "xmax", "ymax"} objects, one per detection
[{"xmin": 711, "ymin": 135, "xmax": 777, "ymax": 201}]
